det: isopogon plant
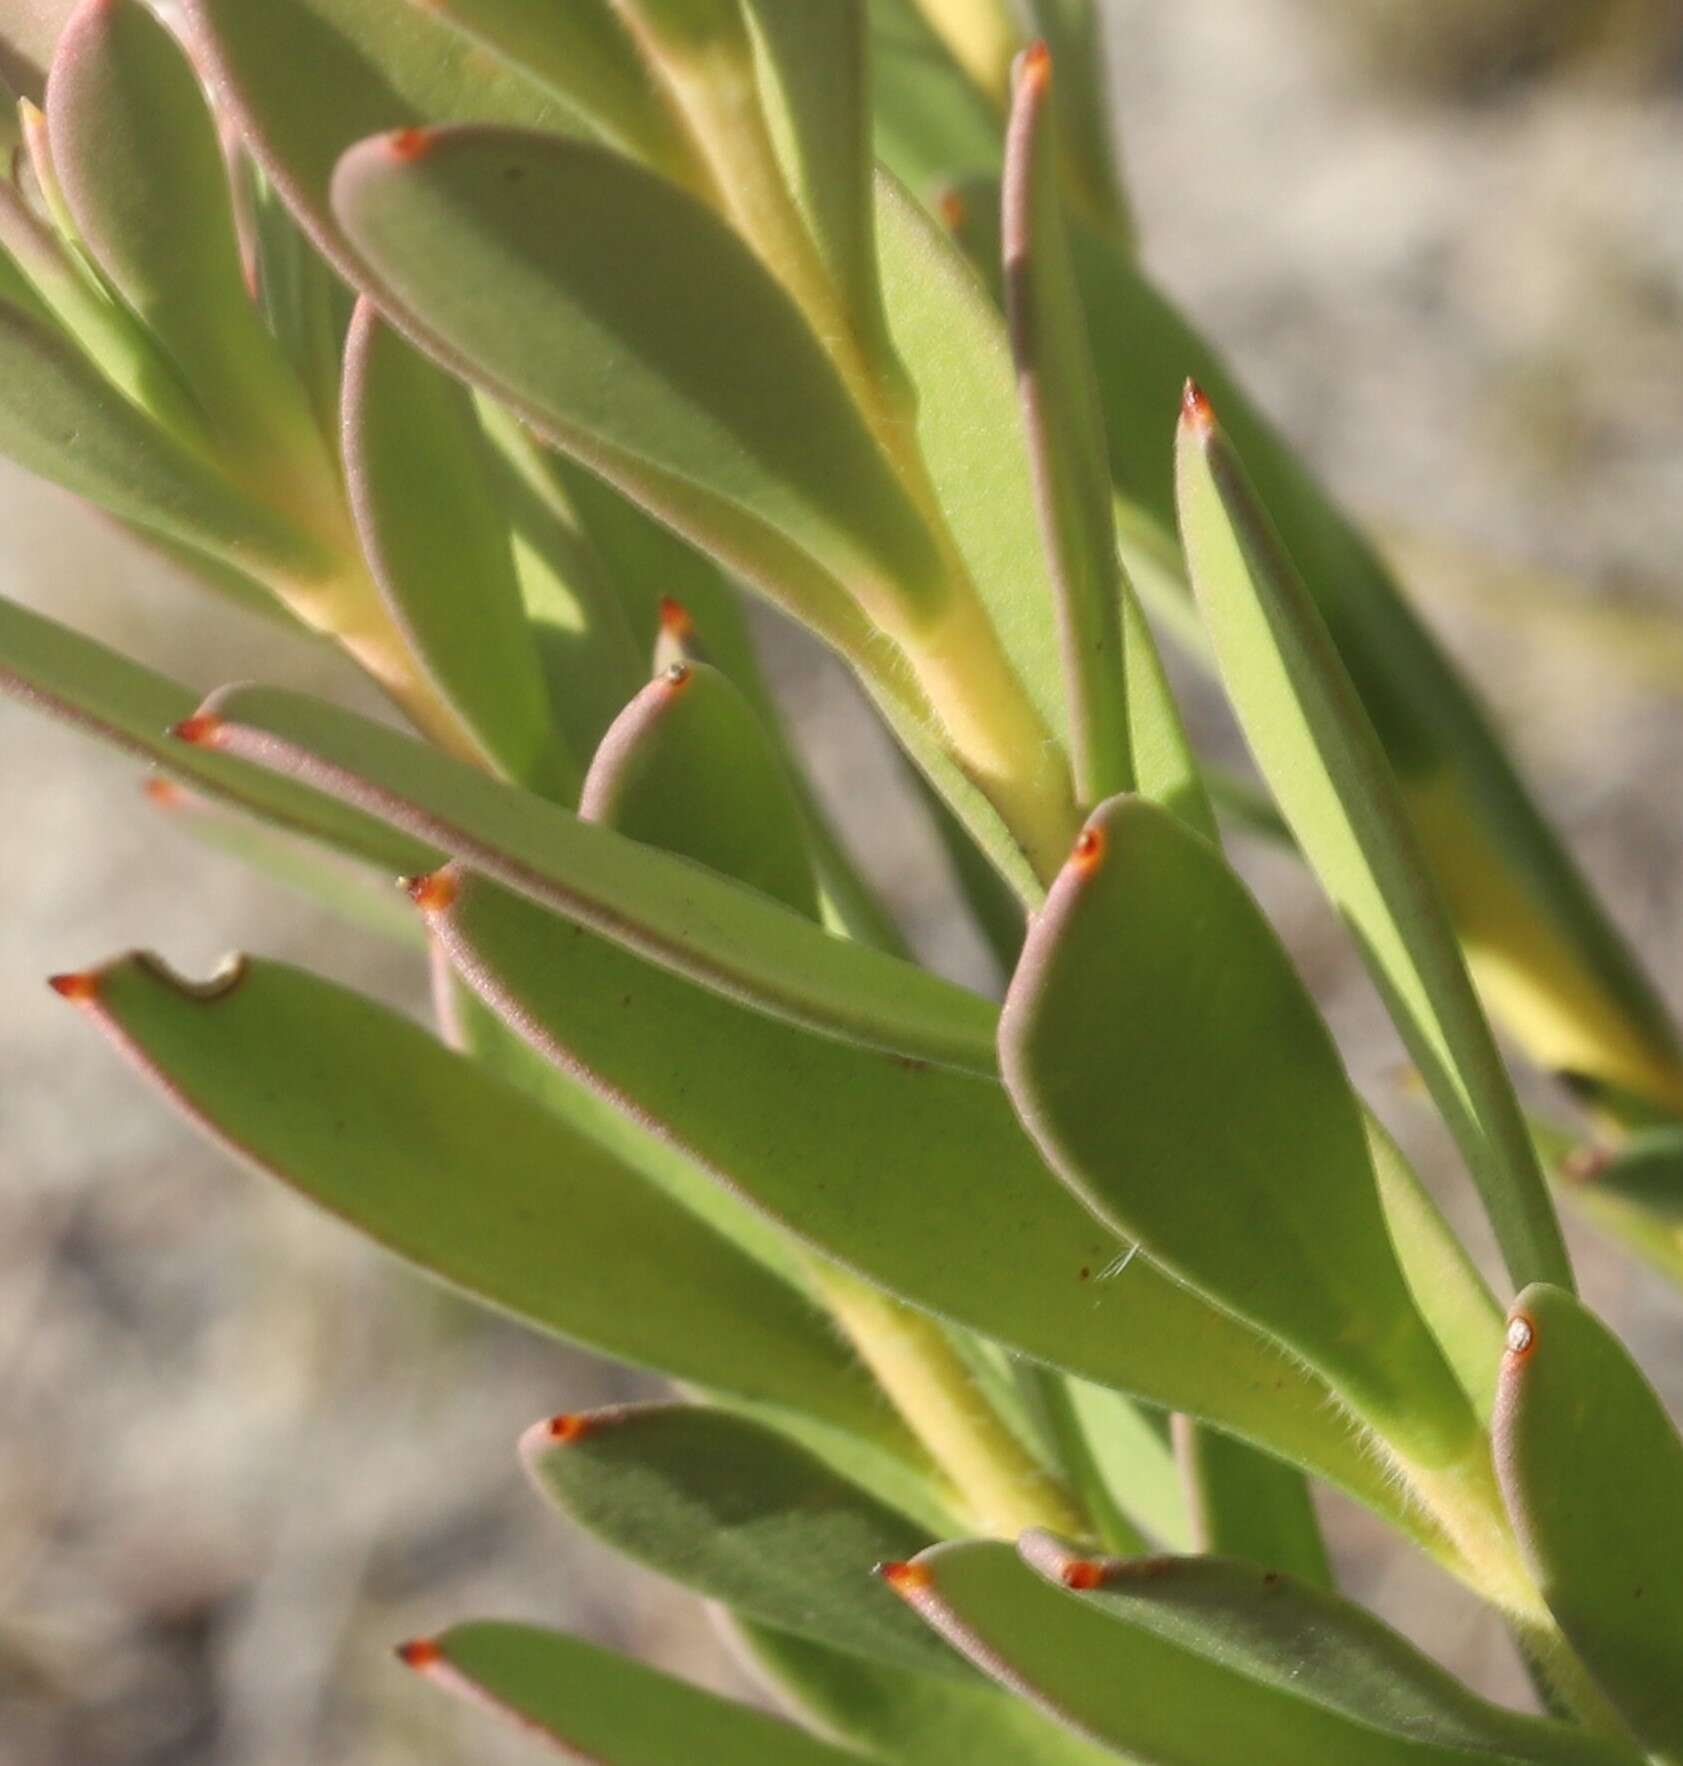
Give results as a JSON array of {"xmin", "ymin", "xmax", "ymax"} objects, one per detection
[{"xmin": 4, "ymin": 2, "xmax": 1682, "ymax": 1761}]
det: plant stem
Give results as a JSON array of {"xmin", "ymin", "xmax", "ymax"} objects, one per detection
[{"xmin": 809, "ymin": 1261, "xmax": 1086, "ymax": 1540}]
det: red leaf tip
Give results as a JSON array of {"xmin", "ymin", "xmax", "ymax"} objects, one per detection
[
  {"xmin": 1505, "ymin": 1312, "xmax": 1536, "ymax": 1359},
  {"xmin": 143, "ymin": 777, "xmax": 183, "ymax": 808},
  {"xmin": 170, "ymin": 713, "xmax": 223, "ymax": 747},
  {"xmin": 1060, "ymin": 1558, "xmax": 1106, "ymax": 1591},
  {"xmin": 1181, "ymin": 380, "xmax": 1215, "ymax": 435},
  {"xmin": 402, "ymin": 870, "xmax": 458, "ymax": 914},
  {"xmin": 48, "ymin": 970, "xmax": 100, "ymax": 1003},
  {"xmin": 1070, "ymin": 824, "xmax": 1106, "ymax": 877},
  {"xmin": 547, "ymin": 1413, "xmax": 592, "ymax": 1444},
  {"xmin": 389, "ymin": 126, "xmax": 434, "ymax": 163},
  {"xmin": 658, "ymin": 596, "xmax": 693, "ymax": 639},
  {"xmin": 876, "ymin": 1560, "xmax": 931, "ymax": 1596},
  {"xmin": 1018, "ymin": 39, "xmax": 1052, "ymax": 90},
  {"xmin": 395, "ymin": 1638, "xmax": 443, "ymax": 1671},
  {"xmin": 935, "ymin": 185, "xmax": 967, "ymax": 232}
]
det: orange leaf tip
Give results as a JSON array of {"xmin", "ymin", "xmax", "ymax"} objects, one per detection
[
  {"xmin": 143, "ymin": 777, "xmax": 183, "ymax": 808},
  {"xmin": 877, "ymin": 1560, "xmax": 932, "ymax": 1596},
  {"xmin": 170, "ymin": 713, "xmax": 222, "ymax": 747},
  {"xmin": 1181, "ymin": 379, "xmax": 1215, "ymax": 436},
  {"xmin": 389, "ymin": 126, "xmax": 433, "ymax": 163},
  {"xmin": 658, "ymin": 596, "xmax": 693, "ymax": 639},
  {"xmin": 1018, "ymin": 39, "xmax": 1052, "ymax": 91},
  {"xmin": 1060, "ymin": 1558, "xmax": 1106, "ymax": 1591},
  {"xmin": 547, "ymin": 1413, "xmax": 592, "ymax": 1444},
  {"xmin": 395, "ymin": 1638, "xmax": 443, "ymax": 1671},
  {"xmin": 1505, "ymin": 1313, "xmax": 1536, "ymax": 1358},
  {"xmin": 402, "ymin": 870, "xmax": 458, "ymax": 914},
  {"xmin": 935, "ymin": 186, "xmax": 967, "ymax": 232},
  {"xmin": 48, "ymin": 970, "xmax": 99, "ymax": 1003},
  {"xmin": 1070, "ymin": 824, "xmax": 1106, "ymax": 877}
]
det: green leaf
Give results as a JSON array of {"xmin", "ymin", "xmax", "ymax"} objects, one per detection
[
  {"xmin": 521, "ymin": 1402, "xmax": 961, "ymax": 1677},
  {"xmin": 729, "ymin": 1617, "xmax": 1118, "ymax": 1766},
  {"xmin": 46, "ymin": 0, "xmax": 331, "ymax": 501},
  {"xmin": 0, "ymin": 595, "xmax": 419, "ymax": 872},
  {"xmin": 341, "ymin": 301, "xmax": 572, "ymax": 796},
  {"xmin": 1172, "ymin": 1418, "xmax": 1331, "ymax": 1589},
  {"xmin": 398, "ymin": 1621, "xmax": 868, "ymax": 1764},
  {"xmin": 1177, "ymin": 390, "xmax": 1573, "ymax": 1296},
  {"xmin": 331, "ymin": 123, "xmax": 945, "ymax": 627},
  {"xmin": 421, "ymin": 0, "xmax": 704, "ymax": 188},
  {"xmin": 1001, "ymin": 42, "xmax": 1129, "ymax": 805},
  {"xmin": 423, "ymin": 865, "xmax": 1451, "ymax": 1553},
  {"xmin": 177, "ymin": 682, "xmax": 1000, "ymax": 1072},
  {"xmin": 889, "ymin": 1536, "xmax": 1643, "ymax": 1766},
  {"xmin": 998, "ymin": 794, "xmax": 1477, "ymax": 1468},
  {"xmin": 181, "ymin": 0, "xmax": 567, "ymax": 274},
  {"xmin": 1495, "ymin": 1282, "xmax": 1683, "ymax": 1761},
  {"xmin": 64, "ymin": 952, "xmax": 904, "ymax": 1456},
  {"xmin": 0, "ymin": 300, "xmax": 327, "ymax": 581},
  {"xmin": 866, "ymin": 0, "xmax": 1002, "ymax": 194},
  {"xmin": 581, "ymin": 661, "xmax": 820, "ymax": 920},
  {"xmin": 1565, "ymin": 1129, "xmax": 1683, "ymax": 1222},
  {"xmin": 1014, "ymin": 0, "xmax": 1130, "ymax": 241}
]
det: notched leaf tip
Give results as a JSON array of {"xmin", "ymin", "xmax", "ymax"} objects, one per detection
[{"xmin": 1181, "ymin": 379, "xmax": 1215, "ymax": 435}]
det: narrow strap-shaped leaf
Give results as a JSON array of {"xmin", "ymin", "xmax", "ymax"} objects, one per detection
[
  {"xmin": 1002, "ymin": 41, "xmax": 1129, "ymax": 805},
  {"xmin": 885, "ymin": 1536, "xmax": 1644, "ymax": 1766},
  {"xmin": 397, "ymin": 1621, "xmax": 868, "ymax": 1764},
  {"xmin": 341, "ymin": 300, "xmax": 572, "ymax": 796},
  {"xmin": 421, "ymin": 0, "xmax": 705, "ymax": 189},
  {"xmin": 1177, "ymin": 387, "xmax": 1573, "ymax": 1296},
  {"xmin": 1171, "ymin": 1417, "xmax": 1331, "ymax": 1589},
  {"xmin": 521, "ymin": 1402, "xmax": 962, "ymax": 1677},
  {"xmin": 331, "ymin": 124, "xmax": 945, "ymax": 629},
  {"xmin": 728, "ymin": 1617, "xmax": 1117, "ymax": 1766},
  {"xmin": 999, "ymin": 794, "xmax": 1478, "ymax": 1469},
  {"xmin": 424, "ymin": 865, "xmax": 1451, "ymax": 1553},
  {"xmin": 0, "ymin": 595, "xmax": 420, "ymax": 871},
  {"xmin": 1058, "ymin": 1384, "xmax": 1191, "ymax": 1551},
  {"xmin": 1495, "ymin": 1282, "xmax": 1683, "ymax": 1761},
  {"xmin": 46, "ymin": 0, "xmax": 330, "ymax": 503},
  {"xmin": 581, "ymin": 661, "xmax": 820, "ymax": 919},
  {"xmin": 174, "ymin": 682, "xmax": 999, "ymax": 1071},
  {"xmin": 1012, "ymin": 0, "xmax": 1130, "ymax": 241},
  {"xmin": 0, "ymin": 300, "xmax": 326, "ymax": 580},
  {"xmin": 180, "ymin": 0, "xmax": 566, "ymax": 278},
  {"xmin": 867, "ymin": 0, "xmax": 1000, "ymax": 194},
  {"xmin": 56, "ymin": 952, "xmax": 906, "ymax": 1456}
]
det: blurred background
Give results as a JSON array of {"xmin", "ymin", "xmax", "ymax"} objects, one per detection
[{"xmin": 4, "ymin": 0, "xmax": 1683, "ymax": 1759}]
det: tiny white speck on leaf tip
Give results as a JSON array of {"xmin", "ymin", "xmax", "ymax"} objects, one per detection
[{"xmin": 1506, "ymin": 1316, "xmax": 1534, "ymax": 1355}]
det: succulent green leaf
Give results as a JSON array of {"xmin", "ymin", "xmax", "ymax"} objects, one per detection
[
  {"xmin": 1172, "ymin": 1418, "xmax": 1332, "ymax": 1589},
  {"xmin": 66, "ymin": 952, "xmax": 901, "ymax": 1453},
  {"xmin": 1058, "ymin": 1385, "xmax": 1192, "ymax": 1552},
  {"xmin": 420, "ymin": 0, "xmax": 704, "ymax": 188},
  {"xmin": 998, "ymin": 793, "xmax": 1476, "ymax": 1467},
  {"xmin": 341, "ymin": 301, "xmax": 572, "ymax": 796},
  {"xmin": 890, "ymin": 1536, "xmax": 1643, "ymax": 1765},
  {"xmin": 0, "ymin": 300, "xmax": 328, "ymax": 580},
  {"xmin": 1495, "ymin": 1282, "xmax": 1683, "ymax": 1761},
  {"xmin": 730, "ymin": 1617, "xmax": 1118, "ymax": 1766},
  {"xmin": 176, "ymin": 683, "xmax": 1000, "ymax": 1072},
  {"xmin": 1001, "ymin": 42, "xmax": 1129, "ymax": 805},
  {"xmin": 521, "ymin": 1403, "xmax": 961, "ymax": 1677},
  {"xmin": 332, "ymin": 125, "xmax": 945, "ymax": 627},
  {"xmin": 581, "ymin": 661, "xmax": 820, "ymax": 919},
  {"xmin": 866, "ymin": 0, "xmax": 1002, "ymax": 193},
  {"xmin": 181, "ymin": 0, "xmax": 567, "ymax": 275},
  {"xmin": 400, "ymin": 1621, "xmax": 868, "ymax": 1764},
  {"xmin": 0, "ymin": 595, "xmax": 418, "ymax": 871},
  {"xmin": 425, "ymin": 867, "xmax": 1447, "ymax": 1550},
  {"xmin": 46, "ymin": 0, "xmax": 330, "ymax": 500},
  {"xmin": 1176, "ymin": 393, "xmax": 1573, "ymax": 1296}
]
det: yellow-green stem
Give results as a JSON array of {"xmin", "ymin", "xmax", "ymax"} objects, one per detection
[{"xmin": 809, "ymin": 1261, "xmax": 1086, "ymax": 1540}]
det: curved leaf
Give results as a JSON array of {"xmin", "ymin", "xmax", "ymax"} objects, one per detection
[
  {"xmin": 175, "ymin": 682, "xmax": 1000, "ymax": 1072},
  {"xmin": 998, "ymin": 794, "xmax": 1477, "ymax": 1468},
  {"xmin": 887, "ymin": 1536, "xmax": 1643, "ymax": 1766},
  {"xmin": 1177, "ymin": 389, "xmax": 1572, "ymax": 1296},
  {"xmin": 1495, "ymin": 1282, "xmax": 1683, "ymax": 1761},
  {"xmin": 57, "ymin": 952, "xmax": 906, "ymax": 1457},
  {"xmin": 342, "ymin": 301, "xmax": 570, "ymax": 794},
  {"xmin": 400, "ymin": 1622, "xmax": 867, "ymax": 1764},
  {"xmin": 521, "ymin": 1403, "xmax": 961, "ymax": 1677}
]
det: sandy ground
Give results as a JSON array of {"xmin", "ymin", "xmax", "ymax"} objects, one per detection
[{"xmin": 4, "ymin": 3, "xmax": 1683, "ymax": 1760}]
